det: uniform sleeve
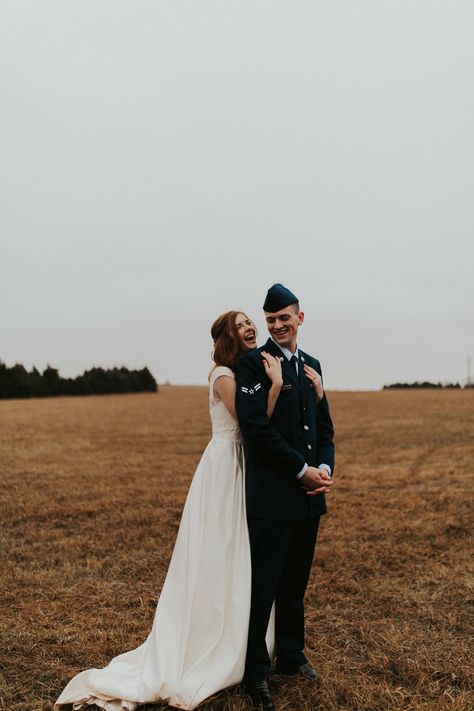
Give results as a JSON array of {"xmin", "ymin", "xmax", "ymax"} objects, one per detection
[
  {"xmin": 236, "ymin": 352, "xmax": 306, "ymax": 478},
  {"xmin": 314, "ymin": 361, "xmax": 335, "ymax": 472}
]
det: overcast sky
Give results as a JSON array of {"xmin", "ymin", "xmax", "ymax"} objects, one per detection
[{"xmin": 1, "ymin": 1, "xmax": 473, "ymax": 389}]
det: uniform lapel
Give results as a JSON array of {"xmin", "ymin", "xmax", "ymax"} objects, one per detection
[
  {"xmin": 298, "ymin": 350, "xmax": 312, "ymax": 408},
  {"xmin": 282, "ymin": 357, "xmax": 300, "ymax": 389}
]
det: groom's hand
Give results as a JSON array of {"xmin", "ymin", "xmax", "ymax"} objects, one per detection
[{"xmin": 300, "ymin": 467, "xmax": 333, "ymax": 496}]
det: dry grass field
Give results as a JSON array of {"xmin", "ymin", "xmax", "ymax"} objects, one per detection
[{"xmin": 1, "ymin": 388, "xmax": 473, "ymax": 711}]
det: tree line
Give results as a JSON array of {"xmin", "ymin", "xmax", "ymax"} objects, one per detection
[
  {"xmin": 0, "ymin": 361, "xmax": 158, "ymax": 399},
  {"xmin": 382, "ymin": 381, "xmax": 472, "ymax": 390}
]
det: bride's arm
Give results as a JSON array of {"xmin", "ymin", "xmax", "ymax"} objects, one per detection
[
  {"xmin": 262, "ymin": 352, "xmax": 283, "ymax": 419},
  {"xmin": 213, "ymin": 375, "xmax": 237, "ymax": 419},
  {"xmin": 214, "ymin": 354, "xmax": 282, "ymax": 422},
  {"xmin": 266, "ymin": 382, "xmax": 282, "ymax": 419}
]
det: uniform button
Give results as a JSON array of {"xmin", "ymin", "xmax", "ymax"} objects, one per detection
[
  {"xmin": 307, "ymin": 444, "xmax": 312, "ymax": 450},
  {"xmin": 304, "ymin": 425, "xmax": 309, "ymax": 431}
]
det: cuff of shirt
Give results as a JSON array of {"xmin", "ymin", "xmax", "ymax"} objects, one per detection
[
  {"xmin": 296, "ymin": 463, "xmax": 308, "ymax": 479},
  {"xmin": 319, "ymin": 463, "xmax": 332, "ymax": 477}
]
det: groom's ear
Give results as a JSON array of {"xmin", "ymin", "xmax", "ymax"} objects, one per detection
[{"xmin": 297, "ymin": 310, "xmax": 305, "ymax": 325}]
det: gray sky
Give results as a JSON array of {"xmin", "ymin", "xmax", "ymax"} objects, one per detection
[{"xmin": 1, "ymin": 1, "xmax": 473, "ymax": 389}]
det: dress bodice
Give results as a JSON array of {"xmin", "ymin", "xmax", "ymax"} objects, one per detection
[{"xmin": 209, "ymin": 366, "xmax": 242, "ymax": 442}]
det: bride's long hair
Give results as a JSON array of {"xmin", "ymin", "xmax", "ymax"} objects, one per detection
[{"xmin": 211, "ymin": 310, "xmax": 255, "ymax": 374}]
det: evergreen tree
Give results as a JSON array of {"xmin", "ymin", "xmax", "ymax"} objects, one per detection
[
  {"xmin": 43, "ymin": 365, "xmax": 61, "ymax": 396},
  {"xmin": 0, "ymin": 360, "xmax": 158, "ymax": 399}
]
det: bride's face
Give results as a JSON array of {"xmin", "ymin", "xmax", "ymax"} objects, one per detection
[{"xmin": 235, "ymin": 313, "xmax": 257, "ymax": 350}]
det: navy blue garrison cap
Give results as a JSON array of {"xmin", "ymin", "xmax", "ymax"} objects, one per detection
[{"xmin": 263, "ymin": 283, "xmax": 299, "ymax": 312}]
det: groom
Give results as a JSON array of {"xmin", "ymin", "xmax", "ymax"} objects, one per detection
[{"xmin": 236, "ymin": 283, "xmax": 335, "ymax": 710}]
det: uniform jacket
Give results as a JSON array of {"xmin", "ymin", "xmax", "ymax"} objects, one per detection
[{"xmin": 236, "ymin": 338, "xmax": 335, "ymax": 520}]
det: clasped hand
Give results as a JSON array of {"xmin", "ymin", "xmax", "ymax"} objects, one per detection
[{"xmin": 300, "ymin": 466, "xmax": 333, "ymax": 496}]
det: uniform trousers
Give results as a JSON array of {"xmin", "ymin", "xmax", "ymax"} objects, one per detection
[{"xmin": 244, "ymin": 516, "xmax": 320, "ymax": 683}]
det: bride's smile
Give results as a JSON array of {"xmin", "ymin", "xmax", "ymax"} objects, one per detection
[{"xmin": 235, "ymin": 313, "xmax": 258, "ymax": 350}]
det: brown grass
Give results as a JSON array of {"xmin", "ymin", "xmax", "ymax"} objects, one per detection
[{"xmin": 1, "ymin": 388, "xmax": 473, "ymax": 711}]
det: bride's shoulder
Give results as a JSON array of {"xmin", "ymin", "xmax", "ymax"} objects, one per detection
[{"xmin": 209, "ymin": 365, "xmax": 235, "ymax": 383}]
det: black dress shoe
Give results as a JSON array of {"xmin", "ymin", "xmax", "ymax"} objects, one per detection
[
  {"xmin": 296, "ymin": 662, "xmax": 320, "ymax": 681},
  {"xmin": 244, "ymin": 680, "xmax": 275, "ymax": 709},
  {"xmin": 275, "ymin": 662, "xmax": 320, "ymax": 683}
]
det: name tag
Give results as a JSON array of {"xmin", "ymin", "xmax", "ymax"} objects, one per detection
[{"xmin": 281, "ymin": 384, "xmax": 292, "ymax": 391}]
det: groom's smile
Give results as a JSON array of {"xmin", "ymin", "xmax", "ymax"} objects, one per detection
[{"xmin": 265, "ymin": 304, "xmax": 304, "ymax": 352}]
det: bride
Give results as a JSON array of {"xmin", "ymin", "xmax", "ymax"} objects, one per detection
[{"xmin": 54, "ymin": 310, "xmax": 323, "ymax": 711}]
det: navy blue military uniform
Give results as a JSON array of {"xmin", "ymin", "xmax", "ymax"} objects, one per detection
[{"xmin": 236, "ymin": 336, "xmax": 335, "ymax": 682}]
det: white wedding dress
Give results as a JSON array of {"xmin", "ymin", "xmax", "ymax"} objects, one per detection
[{"xmin": 55, "ymin": 366, "xmax": 273, "ymax": 711}]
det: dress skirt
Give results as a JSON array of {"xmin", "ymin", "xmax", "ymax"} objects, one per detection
[{"xmin": 54, "ymin": 436, "xmax": 256, "ymax": 711}]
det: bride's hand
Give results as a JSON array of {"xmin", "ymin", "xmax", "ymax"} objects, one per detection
[
  {"xmin": 303, "ymin": 364, "xmax": 324, "ymax": 401},
  {"xmin": 261, "ymin": 351, "xmax": 283, "ymax": 389}
]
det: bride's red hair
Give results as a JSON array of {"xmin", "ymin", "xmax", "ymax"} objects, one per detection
[{"xmin": 211, "ymin": 311, "xmax": 250, "ymax": 373}]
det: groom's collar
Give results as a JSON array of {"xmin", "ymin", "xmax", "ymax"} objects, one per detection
[
  {"xmin": 269, "ymin": 337, "xmax": 299, "ymax": 362},
  {"xmin": 264, "ymin": 337, "xmax": 301, "ymax": 389}
]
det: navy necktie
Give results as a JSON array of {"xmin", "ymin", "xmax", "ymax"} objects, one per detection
[{"xmin": 290, "ymin": 355, "xmax": 298, "ymax": 373}]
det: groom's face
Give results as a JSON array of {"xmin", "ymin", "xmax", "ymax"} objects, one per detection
[{"xmin": 265, "ymin": 304, "xmax": 304, "ymax": 351}]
